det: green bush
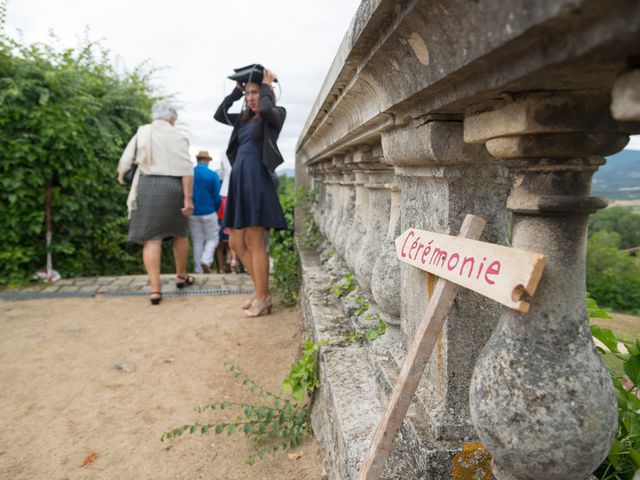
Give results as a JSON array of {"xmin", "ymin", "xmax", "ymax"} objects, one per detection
[
  {"xmin": 270, "ymin": 176, "xmax": 298, "ymax": 306},
  {"xmin": 587, "ymin": 231, "xmax": 640, "ymax": 313},
  {"xmin": 0, "ymin": 20, "xmax": 157, "ymax": 284}
]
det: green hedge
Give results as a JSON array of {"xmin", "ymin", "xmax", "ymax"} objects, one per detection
[{"xmin": 0, "ymin": 27, "xmax": 157, "ymax": 284}]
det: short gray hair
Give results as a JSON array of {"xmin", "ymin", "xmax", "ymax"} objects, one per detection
[{"xmin": 151, "ymin": 102, "xmax": 178, "ymax": 122}]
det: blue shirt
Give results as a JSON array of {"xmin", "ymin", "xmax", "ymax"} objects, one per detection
[{"xmin": 193, "ymin": 164, "xmax": 221, "ymax": 216}]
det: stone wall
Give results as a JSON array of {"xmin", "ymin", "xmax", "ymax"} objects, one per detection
[{"xmin": 295, "ymin": 1, "xmax": 640, "ymax": 478}]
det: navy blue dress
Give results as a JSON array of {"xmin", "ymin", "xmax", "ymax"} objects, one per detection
[{"xmin": 223, "ymin": 121, "xmax": 286, "ymax": 230}]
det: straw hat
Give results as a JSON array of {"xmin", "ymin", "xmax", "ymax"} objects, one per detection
[{"xmin": 196, "ymin": 150, "xmax": 212, "ymax": 161}]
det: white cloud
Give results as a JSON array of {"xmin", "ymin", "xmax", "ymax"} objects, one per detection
[
  {"xmin": 627, "ymin": 135, "xmax": 640, "ymax": 151},
  {"xmin": 5, "ymin": 0, "xmax": 361, "ymax": 170}
]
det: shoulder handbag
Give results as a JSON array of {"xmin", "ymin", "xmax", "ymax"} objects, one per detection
[{"xmin": 124, "ymin": 136, "xmax": 138, "ymax": 184}]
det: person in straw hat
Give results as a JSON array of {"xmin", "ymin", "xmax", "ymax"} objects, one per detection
[{"xmin": 190, "ymin": 150, "xmax": 222, "ymax": 274}]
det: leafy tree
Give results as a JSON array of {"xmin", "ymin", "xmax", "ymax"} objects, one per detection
[
  {"xmin": 587, "ymin": 230, "xmax": 640, "ymax": 312},
  {"xmin": 0, "ymin": 14, "xmax": 158, "ymax": 283},
  {"xmin": 589, "ymin": 207, "xmax": 640, "ymax": 250}
]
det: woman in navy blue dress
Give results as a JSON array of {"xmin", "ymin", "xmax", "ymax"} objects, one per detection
[{"xmin": 214, "ymin": 68, "xmax": 286, "ymax": 317}]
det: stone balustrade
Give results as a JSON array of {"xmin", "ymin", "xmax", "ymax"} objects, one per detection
[{"xmin": 295, "ymin": 1, "xmax": 640, "ymax": 478}]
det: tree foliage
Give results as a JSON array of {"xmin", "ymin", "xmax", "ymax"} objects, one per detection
[
  {"xmin": 0, "ymin": 17, "xmax": 157, "ymax": 283},
  {"xmin": 587, "ymin": 231, "xmax": 640, "ymax": 313},
  {"xmin": 589, "ymin": 207, "xmax": 640, "ymax": 250}
]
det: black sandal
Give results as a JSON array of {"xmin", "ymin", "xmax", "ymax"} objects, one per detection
[
  {"xmin": 150, "ymin": 291, "xmax": 162, "ymax": 305},
  {"xmin": 176, "ymin": 274, "xmax": 195, "ymax": 289}
]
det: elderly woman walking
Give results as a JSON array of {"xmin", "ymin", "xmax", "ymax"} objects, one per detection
[{"xmin": 117, "ymin": 102, "xmax": 195, "ymax": 305}]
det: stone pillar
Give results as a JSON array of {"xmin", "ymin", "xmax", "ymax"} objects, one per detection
[
  {"xmin": 320, "ymin": 161, "xmax": 338, "ymax": 237},
  {"xmin": 355, "ymin": 160, "xmax": 393, "ymax": 292},
  {"xmin": 465, "ymin": 91, "xmax": 628, "ymax": 480},
  {"xmin": 308, "ymin": 163, "xmax": 323, "ymax": 229},
  {"xmin": 334, "ymin": 158, "xmax": 356, "ymax": 258},
  {"xmin": 328, "ymin": 157, "xmax": 347, "ymax": 245},
  {"xmin": 383, "ymin": 120, "xmax": 512, "ymax": 440},
  {"xmin": 344, "ymin": 150, "xmax": 375, "ymax": 271},
  {"xmin": 371, "ymin": 174, "xmax": 402, "ymax": 319}
]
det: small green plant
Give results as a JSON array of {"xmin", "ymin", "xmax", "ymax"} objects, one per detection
[
  {"xmin": 331, "ymin": 272, "xmax": 356, "ymax": 298},
  {"xmin": 592, "ymin": 325, "xmax": 640, "ymax": 480},
  {"xmin": 327, "ymin": 249, "xmax": 335, "ymax": 258},
  {"xmin": 283, "ymin": 339, "xmax": 328, "ymax": 404},
  {"xmin": 354, "ymin": 295, "xmax": 369, "ymax": 317},
  {"xmin": 162, "ymin": 362, "xmax": 310, "ymax": 464},
  {"xmin": 342, "ymin": 312, "xmax": 387, "ymax": 343}
]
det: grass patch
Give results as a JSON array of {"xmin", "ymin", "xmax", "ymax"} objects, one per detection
[{"xmin": 590, "ymin": 311, "xmax": 640, "ymax": 344}]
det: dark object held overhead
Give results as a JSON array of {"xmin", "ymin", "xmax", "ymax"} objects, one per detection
[{"xmin": 227, "ymin": 64, "xmax": 277, "ymax": 85}]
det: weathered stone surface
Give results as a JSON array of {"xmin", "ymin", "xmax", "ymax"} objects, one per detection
[
  {"xmin": 382, "ymin": 121, "xmax": 492, "ymax": 166},
  {"xmin": 485, "ymin": 132, "xmax": 629, "ymax": 159},
  {"xmin": 464, "ymin": 92, "xmax": 626, "ymax": 144},
  {"xmin": 299, "ymin": 240, "xmax": 464, "ymax": 479}
]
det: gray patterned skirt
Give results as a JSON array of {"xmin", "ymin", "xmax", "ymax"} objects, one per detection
[{"xmin": 128, "ymin": 175, "xmax": 188, "ymax": 244}]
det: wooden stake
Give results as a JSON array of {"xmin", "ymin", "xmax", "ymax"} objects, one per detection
[{"xmin": 356, "ymin": 214, "xmax": 486, "ymax": 480}]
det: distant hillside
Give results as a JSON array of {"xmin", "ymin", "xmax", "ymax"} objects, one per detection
[
  {"xmin": 594, "ymin": 149, "xmax": 640, "ymax": 200},
  {"xmin": 276, "ymin": 167, "xmax": 295, "ymax": 177}
]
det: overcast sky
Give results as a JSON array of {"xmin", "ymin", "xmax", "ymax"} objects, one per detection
[
  {"xmin": 5, "ymin": 0, "xmax": 639, "ymax": 172},
  {"xmin": 5, "ymin": 0, "xmax": 361, "ymax": 171}
]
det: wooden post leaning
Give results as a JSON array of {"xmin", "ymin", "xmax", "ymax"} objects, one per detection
[
  {"xmin": 356, "ymin": 211, "xmax": 547, "ymax": 479},
  {"xmin": 356, "ymin": 214, "xmax": 486, "ymax": 480}
]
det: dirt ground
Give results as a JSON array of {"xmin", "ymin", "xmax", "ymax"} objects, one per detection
[{"xmin": 0, "ymin": 295, "xmax": 324, "ymax": 480}]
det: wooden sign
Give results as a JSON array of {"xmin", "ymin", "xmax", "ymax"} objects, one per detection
[
  {"xmin": 357, "ymin": 215, "xmax": 547, "ymax": 480},
  {"xmin": 395, "ymin": 227, "xmax": 546, "ymax": 312}
]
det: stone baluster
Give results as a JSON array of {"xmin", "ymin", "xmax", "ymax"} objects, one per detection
[
  {"xmin": 465, "ymin": 91, "xmax": 628, "ymax": 480},
  {"xmin": 344, "ymin": 150, "xmax": 373, "ymax": 271},
  {"xmin": 318, "ymin": 160, "xmax": 334, "ymax": 235},
  {"xmin": 383, "ymin": 120, "xmax": 512, "ymax": 440},
  {"xmin": 334, "ymin": 157, "xmax": 357, "ymax": 258},
  {"xmin": 371, "ymin": 174, "xmax": 402, "ymax": 320},
  {"xmin": 354, "ymin": 161, "xmax": 393, "ymax": 292},
  {"xmin": 307, "ymin": 163, "xmax": 323, "ymax": 229},
  {"xmin": 324, "ymin": 157, "xmax": 344, "ymax": 243},
  {"xmin": 328, "ymin": 157, "xmax": 349, "ymax": 245},
  {"xmin": 317, "ymin": 162, "xmax": 333, "ymax": 237}
]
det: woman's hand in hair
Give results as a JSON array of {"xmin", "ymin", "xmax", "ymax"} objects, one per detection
[{"xmin": 262, "ymin": 68, "xmax": 277, "ymax": 86}]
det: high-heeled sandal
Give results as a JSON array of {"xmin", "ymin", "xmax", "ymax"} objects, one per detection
[
  {"xmin": 241, "ymin": 297, "xmax": 254, "ymax": 309},
  {"xmin": 176, "ymin": 274, "xmax": 195, "ymax": 289},
  {"xmin": 150, "ymin": 292, "xmax": 162, "ymax": 305},
  {"xmin": 241, "ymin": 297, "xmax": 272, "ymax": 318}
]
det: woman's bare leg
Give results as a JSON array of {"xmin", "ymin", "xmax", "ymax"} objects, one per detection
[
  {"xmin": 143, "ymin": 240, "xmax": 162, "ymax": 294},
  {"xmin": 229, "ymin": 228, "xmax": 252, "ymax": 277},
  {"xmin": 173, "ymin": 236, "xmax": 189, "ymax": 277},
  {"xmin": 244, "ymin": 226, "xmax": 269, "ymax": 302}
]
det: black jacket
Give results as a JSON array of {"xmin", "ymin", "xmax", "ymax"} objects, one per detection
[{"xmin": 213, "ymin": 84, "xmax": 286, "ymax": 172}]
